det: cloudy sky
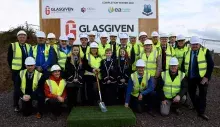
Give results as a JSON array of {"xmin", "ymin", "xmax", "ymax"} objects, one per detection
[{"xmin": 0, "ymin": 0, "xmax": 220, "ymax": 40}]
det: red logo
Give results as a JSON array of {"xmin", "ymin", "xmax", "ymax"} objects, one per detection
[
  {"xmin": 45, "ymin": 6, "xmax": 50, "ymax": 15},
  {"xmin": 65, "ymin": 20, "xmax": 76, "ymax": 39}
]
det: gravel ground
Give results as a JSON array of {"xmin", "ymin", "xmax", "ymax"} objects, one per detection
[{"xmin": 0, "ymin": 77, "xmax": 220, "ymax": 127}]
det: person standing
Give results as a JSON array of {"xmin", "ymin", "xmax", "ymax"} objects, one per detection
[
  {"xmin": 109, "ymin": 32, "xmax": 119, "ymax": 59},
  {"xmin": 67, "ymin": 33, "xmax": 76, "ymax": 46}
]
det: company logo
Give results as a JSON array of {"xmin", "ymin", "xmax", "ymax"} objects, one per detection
[
  {"xmin": 81, "ymin": 7, "xmax": 95, "ymax": 13},
  {"xmin": 142, "ymin": 4, "xmax": 153, "ymax": 16},
  {"xmin": 108, "ymin": 7, "xmax": 130, "ymax": 13},
  {"xmin": 66, "ymin": 20, "xmax": 76, "ymax": 39},
  {"xmin": 81, "ymin": 7, "xmax": 86, "ymax": 13},
  {"xmin": 45, "ymin": 6, "xmax": 74, "ymax": 15}
]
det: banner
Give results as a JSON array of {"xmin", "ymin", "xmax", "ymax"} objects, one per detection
[
  {"xmin": 42, "ymin": 0, "xmax": 156, "ymax": 19},
  {"xmin": 60, "ymin": 18, "xmax": 139, "ymax": 44}
]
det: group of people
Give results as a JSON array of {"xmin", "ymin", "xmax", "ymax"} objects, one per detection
[{"xmin": 7, "ymin": 30, "xmax": 214, "ymax": 121}]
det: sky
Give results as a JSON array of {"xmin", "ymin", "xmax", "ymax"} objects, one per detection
[{"xmin": 0, "ymin": 0, "xmax": 220, "ymax": 40}]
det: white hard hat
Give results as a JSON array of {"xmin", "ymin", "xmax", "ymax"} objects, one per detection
[
  {"xmin": 190, "ymin": 36, "xmax": 201, "ymax": 44},
  {"xmin": 25, "ymin": 57, "xmax": 36, "ymax": 65},
  {"xmin": 119, "ymin": 33, "xmax": 129, "ymax": 39},
  {"xmin": 169, "ymin": 32, "xmax": 177, "ymax": 37},
  {"xmin": 47, "ymin": 33, "xmax": 56, "ymax": 39},
  {"xmin": 88, "ymin": 31, "xmax": 96, "ymax": 36},
  {"xmin": 36, "ymin": 31, "xmax": 46, "ymax": 38},
  {"xmin": 129, "ymin": 33, "xmax": 137, "ymax": 38},
  {"xmin": 17, "ymin": 30, "xmax": 27, "ymax": 36},
  {"xmin": 144, "ymin": 39, "xmax": 153, "ymax": 45},
  {"xmin": 136, "ymin": 59, "xmax": 146, "ymax": 67},
  {"xmin": 151, "ymin": 31, "xmax": 159, "ymax": 37},
  {"xmin": 139, "ymin": 31, "xmax": 147, "ymax": 38},
  {"xmin": 59, "ymin": 35, "xmax": 68, "ymax": 41},
  {"xmin": 67, "ymin": 33, "xmax": 75, "ymax": 39},
  {"xmin": 79, "ymin": 33, "xmax": 88, "ymax": 39},
  {"xmin": 51, "ymin": 64, "xmax": 61, "ymax": 72},
  {"xmin": 160, "ymin": 33, "xmax": 169, "ymax": 38},
  {"xmin": 90, "ymin": 42, "xmax": 98, "ymax": 48},
  {"xmin": 177, "ymin": 34, "xmax": 186, "ymax": 41},
  {"xmin": 169, "ymin": 57, "xmax": 179, "ymax": 65},
  {"xmin": 100, "ymin": 32, "xmax": 108, "ymax": 38},
  {"xmin": 110, "ymin": 32, "xmax": 118, "ymax": 37}
]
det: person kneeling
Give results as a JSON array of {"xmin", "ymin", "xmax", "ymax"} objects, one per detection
[
  {"xmin": 158, "ymin": 57, "xmax": 188, "ymax": 116},
  {"xmin": 15, "ymin": 57, "xmax": 45, "ymax": 118},
  {"xmin": 44, "ymin": 65, "xmax": 67, "ymax": 121},
  {"xmin": 125, "ymin": 59, "xmax": 155, "ymax": 116}
]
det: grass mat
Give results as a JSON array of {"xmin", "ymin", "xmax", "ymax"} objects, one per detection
[{"xmin": 67, "ymin": 106, "xmax": 136, "ymax": 127}]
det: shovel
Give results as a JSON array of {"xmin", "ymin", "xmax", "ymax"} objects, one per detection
[{"xmin": 95, "ymin": 73, "xmax": 107, "ymax": 112}]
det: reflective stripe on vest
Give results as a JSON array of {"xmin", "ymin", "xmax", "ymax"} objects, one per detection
[
  {"xmin": 32, "ymin": 44, "xmax": 50, "ymax": 61},
  {"xmin": 165, "ymin": 45, "xmax": 175, "ymax": 70},
  {"xmin": 184, "ymin": 47, "xmax": 207, "ymax": 77},
  {"xmin": 175, "ymin": 46, "xmax": 189, "ymax": 69},
  {"xmin": 131, "ymin": 71, "xmax": 150, "ymax": 97},
  {"xmin": 162, "ymin": 71, "xmax": 185, "ymax": 99},
  {"xmin": 11, "ymin": 42, "xmax": 31, "ymax": 70},
  {"xmin": 84, "ymin": 53, "xmax": 101, "ymax": 77},
  {"xmin": 46, "ymin": 79, "xmax": 66, "ymax": 96},
  {"xmin": 57, "ymin": 47, "xmax": 70, "ymax": 69},
  {"xmin": 20, "ymin": 69, "xmax": 42, "ymax": 94}
]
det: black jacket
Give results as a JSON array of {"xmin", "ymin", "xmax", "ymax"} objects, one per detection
[{"xmin": 116, "ymin": 58, "xmax": 131, "ymax": 85}]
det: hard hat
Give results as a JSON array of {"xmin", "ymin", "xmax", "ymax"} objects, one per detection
[
  {"xmin": 47, "ymin": 33, "xmax": 56, "ymax": 39},
  {"xmin": 51, "ymin": 64, "xmax": 61, "ymax": 72},
  {"xmin": 36, "ymin": 31, "xmax": 46, "ymax": 38},
  {"xmin": 177, "ymin": 34, "xmax": 186, "ymax": 41},
  {"xmin": 67, "ymin": 33, "xmax": 75, "ymax": 39},
  {"xmin": 160, "ymin": 33, "xmax": 169, "ymax": 38},
  {"xmin": 88, "ymin": 31, "xmax": 96, "ymax": 36},
  {"xmin": 139, "ymin": 31, "xmax": 147, "ymax": 38},
  {"xmin": 100, "ymin": 32, "xmax": 108, "ymax": 38},
  {"xmin": 119, "ymin": 33, "xmax": 129, "ymax": 39},
  {"xmin": 25, "ymin": 57, "xmax": 36, "ymax": 65},
  {"xmin": 110, "ymin": 32, "xmax": 118, "ymax": 37},
  {"xmin": 90, "ymin": 42, "xmax": 98, "ymax": 48},
  {"xmin": 17, "ymin": 30, "xmax": 27, "ymax": 36},
  {"xmin": 190, "ymin": 36, "xmax": 201, "ymax": 44},
  {"xmin": 59, "ymin": 35, "xmax": 68, "ymax": 41},
  {"xmin": 144, "ymin": 39, "xmax": 153, "ymax": 45},
  {"xmin": 169, "ymin": 32, "xmax": 177, "ymax": 37},
  {"xmin": 151, "ymin": 31, "xmax": 159, "ymax": 37},
  {"xmin": 129, "ymin": 33, "xmax": 137, "ymax": 38},
  {"xmin": 169, "ymin": 57, "xmax": 179, "ymax": 65},
  {"xmin": 79, "ymin": 33, "xmax": 88, "ymax": 39},
  {"xmin": 136, "ymin": 59, "xmax": 146, "ymax": 67}
]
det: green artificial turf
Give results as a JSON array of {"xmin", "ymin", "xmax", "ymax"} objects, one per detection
[{"xmin": 67, "ymin": 106, "xmax": 136, "ymax": 127}]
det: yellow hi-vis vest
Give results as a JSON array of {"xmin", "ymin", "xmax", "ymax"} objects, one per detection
[
  {"xmin": 153, "ymin": 41, "xmax": 161, "ymax": 55},
  {"xmin": 46, "ymin": 79, "xmax": 66, "ymax": 96},
  {"xmin": 51, "ymin": 44, "xmax": 58, "ymax": 54},
  {"xmin": 80, "ymin": 46, "xmax": 90, "ymax": 58},
  {"xmin": 184, "ymin": 47, "xmax": 207, "ymax": 77},
  {"xmin": 32, "ymin": 44, "xmax": 50, "ymax": 61},
  {"xmin": 11, "ymin": 42, "xmax": 31, "ymax": 70},
  {"xmin": 129, "ymin": 43, "xmax": 144, "ymax": 71},
  {"xmin": 162, "ymin": 71, "xmax": 185, "ymax": 99},
  {"xmin": 140, "ymin": 49, "xmax": 158, "ymax": 76},
  {"xmin": 175, "ymin": 46, "xmax": 190, "ymax": 69},
  {"xmin": 57, "ymin": 46, "xmax": 71, "ymax": 70},
  {"xmin": 131, "ymin": 71, "xmax": 151, "ymax": 97},
  {"xmin": 162, "ymin": 45, "xmax": 176, "ymax": 70},
  {"xmin": 20, "ymin": 69, "xmax": 42, "ymax": 94},
  {"xmin": 98, "ymin": 43, "xmax": 111, "ymax": 59},
  {"xmin": 84, "ymin": 53, "xmax": 102, "ymax": 77}
]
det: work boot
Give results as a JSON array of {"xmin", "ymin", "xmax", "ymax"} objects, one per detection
[{"xmin": 198, "ymin": 114, "xmax": 209, "ymax": 121}]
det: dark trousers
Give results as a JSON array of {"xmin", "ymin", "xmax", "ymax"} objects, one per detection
[
  {"xmin": 85, "ymin": 75, "xmax": 99, "ymax": 106},
  {"xmin": 102, "ymin": 83, "xmax": 117, "ymax": 106},
  {"xmin": 188, "ymin": 78, "xmax": 208, "ymax": 114},
  {"xmin": 129, "ymin": 93, "xmax": 154, "ymax": 113},
  {"xmin": 117, "ymin": 86, "xmax": 127, "ymax": 105},
  {"xmin": 21, "ymin": 93, "xmax": 44, "ymax": 116},
  {"xmin": 67, "ymin": 86, "xmax": 80, "ymax": 109},
  {"xmin": 46, "ymin": 98, "xmax": 65, "ymax": 116},
  {"xmin": 12, "ymin": 70, "xmax": 20, "ymax": 107}
]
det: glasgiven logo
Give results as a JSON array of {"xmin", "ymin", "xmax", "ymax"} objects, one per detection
[
  {"xmin": 45, "ymin": 6, "xmax": 74, "ymax": 15},
  {"xmin": 108, "ymin": 7, "xmax": 130, "ymax": 13}
]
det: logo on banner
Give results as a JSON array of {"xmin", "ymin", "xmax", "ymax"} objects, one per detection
[
  {"xmin": 81, "ymin": 7, "xmax": 86, "ymax": 13},
  {"xmin": 108, "ymin": 7, "xmax": 130, "ymax": 13},
  {"xmin": 142, "ymin": 4, "xmax": 153, "ymax": 16},
  {"xmin": 65, "ymin": 20, "xmax": 76, "ymax": 38},
  {"xmin": 45, "ymin": 6, "xmax": 50, "ymax": 15},
  {"xmin": 45, "ymin": 6, "xmax": 74, "ymax": 15}
]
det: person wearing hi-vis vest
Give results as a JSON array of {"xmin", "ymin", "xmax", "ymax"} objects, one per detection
[
  {"xmin": 159, "ymin": 33, "xmax": 176, "ymax": 71},
  {"xmin": 182, "ymin": 36, "xmax": 214, "ymax": 121},
  {"xmin": 79, "ymin": 33, "xmax": 90, "ymax": 58},
  {"xmin": 140, "ymin": 40, "xmax": 162, "ymax": 86},
  {"xmin": 117, "ymin": 33, "xmax": 131, "ymax": 57},
  {"xmin": 15, "ymin": 57, "xmax": 45, "ymax": 118},
  {"xmin": 125, "ymin": 59, "xmax": 155, "ymax": 116},
  {"xmin": 175, "ymin": 34, "xmax": 189, "ymax": 70},
  {"xmin": 82, "ymin": 42, "xmax": 102, "ymax": 105},
  {"xmin": 44, "ymin": 64, "xmax": 67, "ymax": 121},
  {"xmin": 151, "ymin": 31, "xmax": 161, "ymax": 52},
  {"xmin": 168, "ymin": 32, "xmax": 177, "ymax": 48},
  {"xmin": 138, "ymin": 31, "xmax": 148, "ymax": 48},
  {"xmin": 46, "ymin": 33, "xmax": 57, "ymax": 48},
  {"xmin": 56, "ymin": 35, "xmax": 71, "ymax": 70},
  {"xmin": 158, "ymin": 57, "xmax": 188, "ymax": 116},
  {"xmin": 88, "ymin": 31, "xmax": 97, "ymax": 45},
  {"xmin": 67, "ymin": 33, "xmax": 75, "ymax": 46},
  {"xmin": 98, "ymin": 32, "xmax": 111, "ymax": 59},
  {"xmin": 7, "ymin": 30, "xmax": 31, "ymax": 112},
  {"xmin": 29, "ymin": 31, "xmax": 55, "ymax": 75},
  {"xmin": 109, "ymin": 32, "xmax": 119, "ymax": 59}
]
